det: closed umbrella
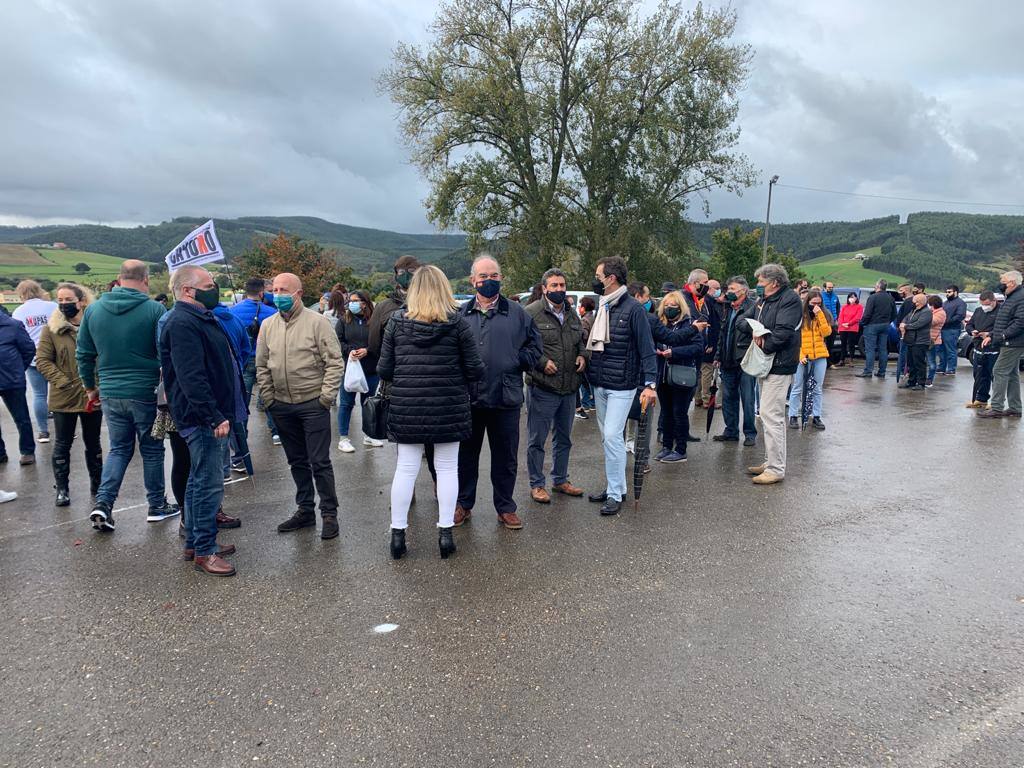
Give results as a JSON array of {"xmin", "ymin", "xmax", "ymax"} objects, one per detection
[
  {"xmin": 704, "ymin": 368, "xmax": 720, "ymax": 434},
  {"xmin": 800, "ymin": 360, "xmax": 815, "ymax": 429},
  {"xmin": 632, "ymin": 400, "xmax": 651, "ymax": 511}
]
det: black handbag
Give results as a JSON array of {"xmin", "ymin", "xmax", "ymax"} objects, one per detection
[
  {"xmin": 361, "ymin": 382, "xmax": 389, "ymax": 441},
  {"xmin": 666, "ymin": 363, "xmax": 698, "ymax": 388}
]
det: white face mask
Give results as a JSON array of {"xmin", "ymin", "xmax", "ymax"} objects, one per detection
[{"xmin": 980, "ymin": 304, "xmax": 995, "ymax": 313}]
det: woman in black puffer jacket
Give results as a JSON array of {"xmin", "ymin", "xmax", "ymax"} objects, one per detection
[{"xmin": 377, "ymin": 265, "xmax": 484, "ymax": 560}]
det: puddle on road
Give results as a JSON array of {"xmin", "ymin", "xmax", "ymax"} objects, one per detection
[{"xmin": 373, "ymin": 623, "xmax": 400, "ymax": 634}]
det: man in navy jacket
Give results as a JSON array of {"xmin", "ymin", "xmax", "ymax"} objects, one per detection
[
  {"xmin": 455, "ymin": 254, "xmax": 543, "ymax": 530},
  {"xmin": 161, "ymin": 265, "xmax": 245, "ymax": 577}
]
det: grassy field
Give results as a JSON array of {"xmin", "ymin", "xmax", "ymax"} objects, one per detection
[
  {"xmin": 0, "ymin": 247, "xmax": 124, "ymax": 282},
  {"xmin": 800, "ymin": 247, "xmax": 910, "ymax": 287}
]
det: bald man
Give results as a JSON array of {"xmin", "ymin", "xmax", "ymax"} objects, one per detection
[
  {"xmin": 81, "ymin": 259, "xmax": 177, "ymax": 533},
  {"xmin": 256, "ymin": 273, "xmax": 345, "ymax": 539}
]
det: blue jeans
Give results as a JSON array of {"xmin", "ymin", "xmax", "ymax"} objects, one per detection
[
  {"xmin": 862, "ymin": 323, "xmax": 890, "ymax": 374},
  {"xmin": 242, "ymin": 358, "xmax": 275, "ymax": 433},
  {"xmin": 940, "ymin": 328, "xmax": 960, "ymax": 373},
  {"xmin": 719, "ymin": 367, "xmax": 757, "ymax": 439},
  {"xmin": 26, "ymin": 365, "xmax": 49, "ymax": 434},
  {"xmin": 927, "ymin": 345, "xmax": 944, "ymax": 382},
  {"xmin": 788, "ymin": 358, "xmax": 828, "ymax": 418},
  {"xmin": 579, "ymin": 376, "xmax": 595, "ymax": 409},
  {"xmin": 527, "ymin": 387, "xmax": 576, "ymax": 488},
  {"xmin": 897, "ymin": 340, "xmax": 908, "ymax": 380},
  {"xmin": 0, "ymin": 387, "xmax": 35, "ymax": 458},
  {"xmin": 184, "ymin": 427, "xmax": 228, "ymax": 557},
  {"xmin": 594, "ymin": 387, "xmax": 635, "ymax": 502},
  {"xmin": 95, "ymin": 398, "xmax": 166, "ymax": 508},
  {"xmin": 337, "ymin": 374, "xmax": 379, "ymax": 436}
]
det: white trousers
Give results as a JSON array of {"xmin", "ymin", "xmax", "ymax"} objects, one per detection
[
  {"xmin": 390, "ymin": 442, "xmax": 459, "ymax": 529},
  {"xmin": 759, "ymin": 373, "xmax": 793, "ymax": 477}
]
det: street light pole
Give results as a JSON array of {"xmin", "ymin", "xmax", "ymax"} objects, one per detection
[{"xmin": 762, "ymin": 175, "xmax": 779, "ymax": 264}]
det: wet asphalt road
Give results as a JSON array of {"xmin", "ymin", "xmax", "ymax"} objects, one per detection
[{"xmin": 1, "ymin": 361, "xmax": 1022, "ymax": 767}]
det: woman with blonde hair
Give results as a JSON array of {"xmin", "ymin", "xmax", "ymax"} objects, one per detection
[
  {"xmin": 12, "ymin": 279, "xmax": 57, "ymax": 442},
  {"xmin": 652, "ymin": 291, "xmax": 704, "ymax": 463},
  {"xmin": 376, "ymin": 265, "xmax": 485, "ymax": 560},
  {"xmin": 35, "ymin": 282, "xmax": 102, "ymax": 506}
]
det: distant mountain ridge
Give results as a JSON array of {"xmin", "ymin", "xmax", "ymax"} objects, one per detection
[{"xmin": 0, "ymin": 212, "xmax": 1020, "ymax": 287}]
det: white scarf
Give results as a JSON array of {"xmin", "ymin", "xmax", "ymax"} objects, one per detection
[{"xmin": 586, "ymin": 284, "xmax": 629, "ymax": 352}]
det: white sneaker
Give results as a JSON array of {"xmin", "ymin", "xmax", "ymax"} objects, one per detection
[
  {"xmin": 338, "ymin": 437, "xmax": 355, "ymax": 453},
  {"xmin": 362, "ymin": 436, "xmax": 384, "ymax": 448},
  {"xmin": 0, "ymin": 490, "xmax": 16, "ymax": 504},
  {"xmin": 625, "ymin": 439, "xmax": 635, "ymax": 454},
  {"xmin": 272, "ymin": 434, "xmax": 281, "ymax": 445}
]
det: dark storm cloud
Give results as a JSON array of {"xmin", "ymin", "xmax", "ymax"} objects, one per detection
[{"xmin": 1, "ymin": 0, "xmax": 1022, "ymax": 229}]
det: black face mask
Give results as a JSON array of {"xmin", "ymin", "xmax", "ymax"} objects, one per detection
[
  {"xmin": 696, "ymin": 283, "xmax": 709, "ymax": 298},
  {"xmin": 477, "ymin": 279, "xmax": 501, "ymax": 299},
  {"xmin": 546, "ymin": 290, "xmax": 566, "ymax": 306},
  {"xmin": 591, "ymin": 277, "xmax": 606, "ymax": 296},
  {"xmin": 724, "ymin": 291, "xmax": 739, "ymax": 303},
  {"xmin": 999, "ymin": 283, "xmax": 1008, "ymax": 293},
  {"xmin": 58, "ymin": 302, "xmax": 79, "ymax": 319},
  {"xmin": 663, "ymin": 306, "xmax": 681, "ymax": 320},
  {"xmin": 396, "ymin": 271, "xmax": 413, "ymax": 289},
  {"xmin": 194, "ymin": 286, "xmax": 220, "ymax": 310}
]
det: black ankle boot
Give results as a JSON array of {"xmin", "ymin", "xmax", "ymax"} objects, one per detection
[
  {"xmin": 390, "ymin": 528, "xmax": 407, "ymax": 559},
  {"xmin": 55, "ymin": 487, "xmax": 71, "ymax": 507},
  {"xmin": 438, "ymin": 527, "xmax": 456, "ymax": 559}
]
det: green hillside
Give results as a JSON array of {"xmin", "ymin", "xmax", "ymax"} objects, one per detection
[
  {"xmin": 0, "ymin": 247, "xmax": 124, "ymax": 283},
  {"xmin": 799, "ymin": 248, "xmax": 908, "ymax": 287}
]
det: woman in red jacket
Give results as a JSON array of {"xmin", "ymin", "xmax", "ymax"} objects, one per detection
[{"xmin": 836, "ymin": 292, "xmax": 863, "ymax": 366}]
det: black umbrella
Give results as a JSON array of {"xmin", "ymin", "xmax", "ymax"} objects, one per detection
[
  {"xmin": 224, "ymin": 420, "xmax": 256, "ymax": 489},
  {"xmin": 632, "ymin": 400, "xmax": 651, "ymax": 511},
  {"xmin": 800, "ymin": 361, "xmax": 815, "ymax": 429},
  {"xmin": 704, "ymin": 368, "xmax": 720, "ymax": 434}
]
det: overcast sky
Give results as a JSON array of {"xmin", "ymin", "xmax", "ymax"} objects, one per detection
[{"xmin": 1, "ymin": 0, "xmax": 1021, "ymax": 232}]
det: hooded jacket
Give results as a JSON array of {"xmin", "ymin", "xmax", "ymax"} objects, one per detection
[
  {"xmin": 36, "ymin": 309, "xmax": 90, "ymax": 412},
  {"xmin": 756, "ymin": 288, "xmax": 803, "ymax": 376},
  {"xmin": 377, "ymin": 312, "xmax": 485, "ymax": 444},
  {"xmin": 76, "ymin": 287, "xmax": 166, "ymax": 400},
  {"xmin": 0, "ymin": 312, "xmax": 35, "ymax": 390}
]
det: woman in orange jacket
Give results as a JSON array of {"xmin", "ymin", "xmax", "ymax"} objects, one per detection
[{"xmin": 788, "ymin": 288, "xmax": 833, "ymax": 430}]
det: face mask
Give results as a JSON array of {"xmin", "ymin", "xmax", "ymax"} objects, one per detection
[
  {"xmin": 58, "ymin": 302, "xmax": 79, "ymax": 319},
  {"xmin": 591, "ymin": 277, "xmax": 606, "ymax": 296},
  {"xmin": 396, "ymin": 271, "xmax": 413, "ymax": 289},
  {"xmin": 980, "ymin": 304, "xmax": 995, "ymax": 313},
  {"xmin": 663, "ymin": 306, "xmax": 681, "ymax": 320},
  {"xmin": 755, "ymin": 285, "xmax": 766, "ymax": 297},
  {"xmin": 848, "ymin": 298, "xmax": 857, "ymax": 304},
  {"xmin": 711, "ymin": 289, "xmax": 721, "ymax": 299},
  {"xmin": 477, "ymin": 278, "xmax": 501, "ymax": 299},
  {"xmin": 725, "ymin": 291, "xmax": 739, "ymax": 303},
  {"xmin": 348, "ymin": 301, "xmax": 363, "ymax": 315},
  {"xmin": 643, "ymin": 299, "xmax": 653, "ymax": 311},
  {"xmin": 273, "ymin": 293, "xmax": 295, "ymax": 313},
  {"xmin": 999, "ymin": 283, "xmax": 1008, "ymax": 293},
  {"xmin": 696, "ymin": 283, "xmax": 709, "ymax": 298},
  {"xmin": 194, "ymin": 286, "xmax": 220, "ymax": 310},
  {"xmin": 546, "ymin": 290, "xmax": 566, "ymax": 306}
]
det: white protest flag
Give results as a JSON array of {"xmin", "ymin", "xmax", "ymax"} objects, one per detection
[{"xmin": 165, "ymin": 220, "xmax": 226, "ymax": 272}]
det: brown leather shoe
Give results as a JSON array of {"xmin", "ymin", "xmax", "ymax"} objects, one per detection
[
  {"xmin": 978, "ymin": 409, "xmax": 1008, "ymax": 419},
  {"xmin": 19, "ymin": 455, "xmax": 35, "ymax": 466},
  {"xmin": 183, "ymin": 543, "xmax": 237, "ymax": 561},
  {"xmin": 194, "ymin": 553, "xmax": 236, "ymax": 576},
  {"xmin": 497, "ymin": 511, "xmax": 523, "ymax": 530},
  {"xmin": 216, "ymin": 509, "xmax": 241, "ymax": 529},
  {"xmin": 530, "ymin": 487, "xmax": 551, "ymax": 503},
  {"xmin": 552, "ymin": 482, "xmax": 584, "ymax": 497},
  {"xmin": 454, "ymin": 504, "xmax": 472, "ymax": 527}
]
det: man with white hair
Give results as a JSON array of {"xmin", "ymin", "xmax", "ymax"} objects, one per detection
[
  {"xmin": 161, "ymin": 265, "xmax": 244, "ymax": 576},
  {"xmin": 256, "ymin": 272, "xmax": 345, "ymax": 538},
  {"xmin": 681, "ymin": 268, "xmax": 720, "ymax": 409},
  {"xmin": 80, "ymin": 259, "xmax": 176, "ymax": 532},
  {"xmin": 979, "ymin": 270, "xmax": 1024, "ymax": 418}
]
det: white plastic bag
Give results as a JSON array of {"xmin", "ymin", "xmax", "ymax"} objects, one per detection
[
  {"xmin": 343, "ymin": 356, "xmax": 369, "ymax": 394},
  {"xmin": 740, "ymin": 319, "xmax": 775, "ymax": 379}
]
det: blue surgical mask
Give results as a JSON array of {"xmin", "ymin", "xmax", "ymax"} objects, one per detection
[
  {"xmin": 273, "ymin": 293, "xmax": 295, "ymax": 312},
  {"xmin": 755, "ymin": 285, "xmax": 766, "ymax": 297},
  {"xmin": 348, "ymin": 301, "xmax": 363, "ymax": 315},
  {"xmin": 643, "ymin": 299, "xmax": 653, "ymax": 311},
  {"xmin": 711, "ymin": 289, "xmax": 721, "ymax": 299}
]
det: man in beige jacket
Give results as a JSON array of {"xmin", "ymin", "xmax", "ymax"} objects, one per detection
[{"xmin": 256, "ymin": 273, "xmax": 345, "ymax": 539}]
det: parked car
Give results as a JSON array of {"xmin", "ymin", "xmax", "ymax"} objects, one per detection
[{"xmin": 828, "ymin": 286, "xmax": 903, "ymax": 357}]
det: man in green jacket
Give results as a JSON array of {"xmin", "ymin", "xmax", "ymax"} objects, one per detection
[
  {"xmin": 525, "ymin": 268, "xmax": 588, "ymax": 503},
  {"xmin": 77, "ymin": 260, "xmax": 177, "ymax": 532}
]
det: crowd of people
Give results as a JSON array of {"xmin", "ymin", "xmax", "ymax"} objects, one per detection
[{"xmin": 1, "ymin": 257, "xmax": 1021, "ymax": 572}]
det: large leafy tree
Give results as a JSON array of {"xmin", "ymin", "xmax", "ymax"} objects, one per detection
[
  {"xmin": 383, "ymin": 0, "xmax": 755, "ymax": 287},
  {"xmin": 706, "ymin": 226, "xmax": 806, "ymax": 286},
  {"xmin": 234, "ymin": 233, "xmax": 353, "ymax": 306}
]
